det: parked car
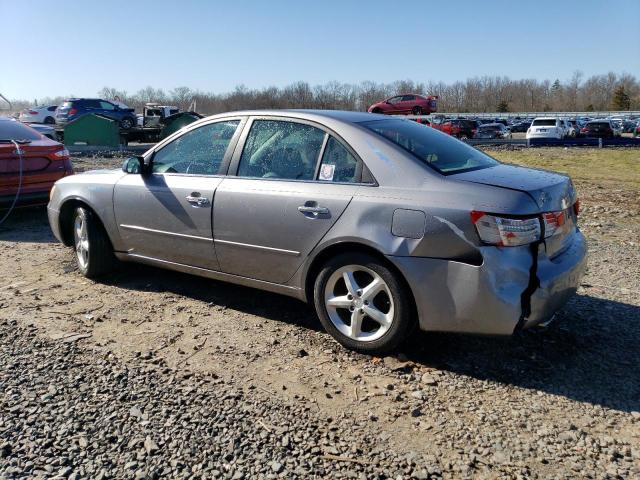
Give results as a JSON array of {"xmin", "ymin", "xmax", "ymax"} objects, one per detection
[
  {"xmin": 48, "ymin": 110, "xmax": 586, "ymax": 354},
  {"xmin": 0, "ymin": 118, "xmax": 72, "ymax": 209},
  {"xmin": 634, "ymin": 122, "xmax": 640, "ymax": 137},
  {"xmin": 510, "ymin": 121, "xmax": 531, "ymax": 133},
  {"xmin": 621, "ymin": 120, "xmax": 637, "ymax": 133},
  {"xmin": 431, "ymin": 119, "xmax": 480, "ymax": 139},
  {"xmin": 580, "ymin": 120, "xmax": 621, "ymax": 138},
  {"xmin": 526, "ymin": 118, "xmax": 564, "ymax": 140},
  {"xmin": 26, "ymin": 123, "xmax": 58, "ymax": 141},
  {"xmin": 367, "ymin": 94, "xmax": 438, "ymax": 115},
  {"xmin": 55, "ymin": 98, "xmax": 137, "ymax": 130},
  {"xmin": 474, "ymin": 123, "xmax": 512, "ymax": 139},
  {"xmin": 565, "ymin": 120, "xmax": 580, "ymax": 138},
  {"xmin": 18, "ymin": 105, "xmax": 58, "ymax": 124}
]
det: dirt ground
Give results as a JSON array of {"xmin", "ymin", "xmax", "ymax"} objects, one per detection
[{"xmin": 1, "ymin": 148, "xmax": 639, "ymax": 478}]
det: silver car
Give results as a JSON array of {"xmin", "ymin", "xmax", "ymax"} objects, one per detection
[{"xmin": 47, "ymin": 110, "xmax": 587, "ymax": 354}]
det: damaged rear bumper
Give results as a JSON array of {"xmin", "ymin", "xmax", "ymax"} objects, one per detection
[{"xmin": 388, "ymin": 228, "xmax": 587, "ymax": 335}]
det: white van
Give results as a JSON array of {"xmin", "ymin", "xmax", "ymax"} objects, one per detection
[{"xmin": 526, "ymin": 118, "xmax": 564, "ymax": 140}]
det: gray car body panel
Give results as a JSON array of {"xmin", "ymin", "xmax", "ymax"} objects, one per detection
[{"xmin": 48, "ymin": 110, "xmax": 587, "ymax": 336}]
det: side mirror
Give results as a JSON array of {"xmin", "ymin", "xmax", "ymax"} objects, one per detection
[{"xmin": 122, "ymin": 155, "xmax": 147, "ymax": 174}]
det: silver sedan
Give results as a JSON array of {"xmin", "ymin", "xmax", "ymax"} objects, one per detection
[{"xmin": 48, "ymin": 110, "xmax": 587, "ymax": 354}]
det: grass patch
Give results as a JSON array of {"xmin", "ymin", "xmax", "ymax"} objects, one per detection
[{"xmin": 484, "ymin": 148, "xmax": 640, "ymax": 189}]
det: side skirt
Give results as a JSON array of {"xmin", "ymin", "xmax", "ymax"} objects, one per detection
[{"xmin": 114, "ymin": 252, "xmax": 305, "ymax": 301}]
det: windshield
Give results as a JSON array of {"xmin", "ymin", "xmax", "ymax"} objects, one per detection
[
  {"xmin": 0, "ymin": 121, "xmax": 41, "ymax": 141},
  {"xmin": 479, "ymin": 125, "xmax": 500, "ymax": 131},
  {"xmin": 360, "ymin": 118, "xmax": 499, "ymax": 175}
]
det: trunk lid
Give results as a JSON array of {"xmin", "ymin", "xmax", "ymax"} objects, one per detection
[{"xmin": 0, "ymin": 138, "xmax": 65, "ymax": 185}]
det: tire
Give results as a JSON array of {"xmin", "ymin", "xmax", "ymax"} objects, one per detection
[
  {"xmin": 120, "ymin": 117, "xmax": 134, "ymax": 130},
  {"xmin": 72, "ymin": 206, "xmax": 116, "ymax": 278},
  {"xmin": 313, "ymin": 253, "xmax": 413, "ymax": 354},
  {"xmin": 412, "ymin": 106, "xmax": 423, "ymax": 115},
  {"xmin": 44, "ymin": 116, "xmax": 55, "ymax": 124}
]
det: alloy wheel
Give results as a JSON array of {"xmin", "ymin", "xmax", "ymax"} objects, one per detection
[
  {"xmin": 323, "ymin": 265, "xmax": 394, "ymax": 342},
  {"xmin": 74, "ymin": 213, "xmax": 89, "ymax": 270}
]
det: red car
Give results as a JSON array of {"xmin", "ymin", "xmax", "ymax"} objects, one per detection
[
  {"xmin": 368, "ymin": 94, "xmax": 438, "ymax": 115},
  {"xmin": 430, "ymin": 118, "xmax": 480, "ymax": 139},
  {"xmin": 1, "ymin": 118, "xmax": 72, "ymax": 209}
]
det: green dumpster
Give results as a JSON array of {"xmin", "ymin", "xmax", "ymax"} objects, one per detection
[
  {"xmin": 160, "ymin": 112, "xmax": 203, "ymax": 140},
  {"xmin": 64, "ymin": 114, "xmax": 121, "ymax": 147}
]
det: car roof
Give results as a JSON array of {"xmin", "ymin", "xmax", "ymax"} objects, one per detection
[
  {"xmin": 204, "ymin": 109, "xmax": 389, "ymax": 124},
  {"xmin": 479, "ymin": 123, "xmax": 503, "ymax": 127}
]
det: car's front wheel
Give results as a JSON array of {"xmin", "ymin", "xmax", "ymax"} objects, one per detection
[
  {"xmin": 412, "ymin": 106, "xmax": 423, "ymax": 115},
  {"xmin": 313, "ymin": 253, "xmax": 413, "ymax": 354},
  {"xmin": 72, "ymin": 206, "xmax": 116, "ymax": 278},
  {"xmin": 121, "ymin": 117, "xmax": 134, "ymax": 130},
  {"xmin": 44, "ymin": 116, "xmax": 55, "ymax": 124}
]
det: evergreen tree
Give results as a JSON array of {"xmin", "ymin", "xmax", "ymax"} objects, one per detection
[
  {"xmin": 610, "ymin": 86, "xmax": 631, "ymax": 110},
  {"xmin": 496, "ymin": 101, "xmax": 509, "ymax": 113}
]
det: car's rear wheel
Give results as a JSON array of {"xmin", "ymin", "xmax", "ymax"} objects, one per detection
[
  {"xmin": 412, "ymin": 106, "xmax": 423, "ymax": 115},
  {"xmin": 121, "ymin": 117, "xmax": 134, "ymax": 130},
  {"xmin": 72, "ymin": 206, "xmax": 116, "ymax": 278},
  {"xmin": 313, "ymin": 253, "xmax": 413, "ymax": 354},
  {"xmin": 44, "ymin": 116, "xmax": 55, "ymax": 124}
]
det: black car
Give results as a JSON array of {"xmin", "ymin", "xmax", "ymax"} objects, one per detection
[
  {"xmin": 580, "ymin": 120, "xmax": 618, "ymax": 138},
  {"xmin": 474, "ymin": 123, "xmax": 512, "ymax": 139},
  {"xmin": 510, "ymin": 121, "xmax": 532, "ymax": 133},
  {"xmin": 55, "ymin": 98, "xmax": 137, "ymax": 129}
]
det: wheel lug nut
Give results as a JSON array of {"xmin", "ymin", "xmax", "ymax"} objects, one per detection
[
  {"xmin": 347, "ymin": 294, "xmax": 353, "ymax": 300},
  {"xmin": 357, "ymin": 290, "xmax": 362, "ymax": 297},
  {"xmin": 349, "ymin": 306, "xmax": 355, "ymax": 312}
]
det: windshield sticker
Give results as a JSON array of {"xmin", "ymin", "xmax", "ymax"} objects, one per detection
[{"xmin": 319, "ymin": 163, "xmax": 335, "ymax": 181}]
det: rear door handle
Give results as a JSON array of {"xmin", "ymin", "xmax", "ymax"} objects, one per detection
[{"xmin": 186, "ymin": 193, "xmax": 210, "ymax": 207}]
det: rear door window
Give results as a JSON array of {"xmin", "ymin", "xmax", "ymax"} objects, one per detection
[
  {"xmin": 318, "ymin": 137, "xmax": 359, "ymax": 183},
  {"xmin": 99, "ymin": 101, "xmax": 115, "ymax": 110},
  {"xmin": 237, "ymin": 120, "xmax": 325, "ymax": 180}
]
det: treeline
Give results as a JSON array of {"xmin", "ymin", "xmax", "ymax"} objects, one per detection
[{"xmin": 13, "ymin": 72, "xmax": 640, "ymax": 114}]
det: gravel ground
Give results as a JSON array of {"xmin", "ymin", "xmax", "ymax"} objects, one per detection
[{"xmin": 1, "ymin": 151, "xmax": 639, "ymax": 479}]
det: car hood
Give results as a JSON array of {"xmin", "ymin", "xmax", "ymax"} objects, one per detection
[{"xmin": 450, "ymin": 164, "xmax": 577, "ymax": 212}]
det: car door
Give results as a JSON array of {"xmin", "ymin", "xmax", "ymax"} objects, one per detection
[
  {"xmin": 213, "ymin": 118, "xmax": 364, "ymax": 284},
  {"xmin": 113, "ymin": 118, "xmax": 244, "ymax": 269},
  {"xmin": 386, "ymin": 96, "xmax": 403, "ymax": 114}
]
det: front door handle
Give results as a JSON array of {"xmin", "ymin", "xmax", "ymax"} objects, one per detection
[
  {"xmin": 298, "ymin": 205, "xmax": 329, "ymax": 216},
  {"xmin": 186, "ymin": 193, "xmax": 209, "ymax": 207}
]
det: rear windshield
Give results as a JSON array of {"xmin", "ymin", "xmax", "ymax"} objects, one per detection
[
  {"xmin": 588, "ymin": 122, "xmax": 610, "ymax": 128},
  {"xmin": 478, "ymin": 125, "xmax": 500, "ymax": 131},
  {"xmin": 532, "ymin": 119, "xmax": 557, "ymax": 126},
  {"xmin": 0, "ymin": 121, "xmax": 42, "ymax": 141},
  {"xmin": 360, "ymin": 118, "xmax": 499, "ymax": 175}
]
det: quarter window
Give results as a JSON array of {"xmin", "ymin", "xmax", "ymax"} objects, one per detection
[
  {"xmin": 318, "ymin": 137, "xmax": 359, "ymax": 183},
  {"xmin": 99, "ymin": 101, "xmax": 115, "ymax": 110},
  {"xmin": 237, "ymin": 120, "xmax": 325, "ymax": 180},
  {"xmin": 152, "ymin": 120, "xmax": 240, "ymax": 175}
]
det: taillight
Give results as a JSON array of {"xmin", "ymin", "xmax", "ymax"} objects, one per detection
[
  {"xmin": 581, "ymin": 128, "xmax": 587, "ymax": 132},
  {"xmin": 573, "ymin": 199, "xmax": 580, "ymax": 216},
  {"xmin": 69, "ymin": 108, "xmax": 77, "ymax": 116},
  {"xmin": 471, "ymin": 211, "xmax": 541, "ymax": 247},
  {"xmin": 542, "ymin": 211, "xmax": 566, "ymax": 238},
  {"xmin": 49, "ymin": 148, "xmax": 70, "ymax": 161},
  {"xmin": 28, "ymin": 110, "xmax": 38, "ymax": 115}
]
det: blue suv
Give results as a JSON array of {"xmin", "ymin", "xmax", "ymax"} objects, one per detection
[{"xmin": 55, "ymin": 98, "xmax": 137, "ymax": 130}]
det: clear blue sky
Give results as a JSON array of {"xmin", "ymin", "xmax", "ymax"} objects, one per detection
[{"xmin": 2, "ymin": 0, "xmax": 639, "ymax": 100}]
